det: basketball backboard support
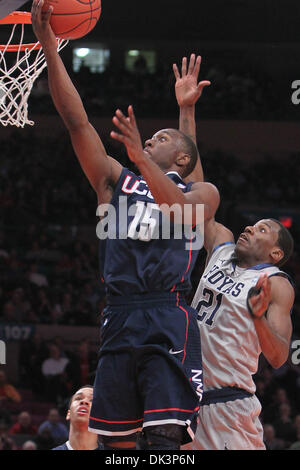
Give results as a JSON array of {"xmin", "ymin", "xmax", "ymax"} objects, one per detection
[{"xmin": 0, "ymin": 0, "xmax": 28, "ymax": 19}]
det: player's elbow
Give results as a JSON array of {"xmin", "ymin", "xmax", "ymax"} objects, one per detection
[
  {"xmin": 203, "ymin": 184, "xmax": 220, "ymax": 221},
  {"xmin": 268, "ymin": 350, "xmax": 289, "ymax": 369},
  {"xmin": 270, "ymin": 358, "xmax": 284, "ymax": 369}
]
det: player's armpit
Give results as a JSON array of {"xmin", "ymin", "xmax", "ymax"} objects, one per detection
[
  {"xmin": 107, "ymin": 156, "xmax": 124, "ymax": 185},
  {"xmin": 96, "ymin": 156, "xmax": 125, "ymax": 205}
]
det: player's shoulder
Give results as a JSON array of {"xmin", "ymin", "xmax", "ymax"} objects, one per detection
[
  {"xmin": 269, "ymin": 272, "xmax": 295, "ymax": 297},
  {"xmin": 190, "ymin": 180, "xmax": 219, "ymax": 196}
]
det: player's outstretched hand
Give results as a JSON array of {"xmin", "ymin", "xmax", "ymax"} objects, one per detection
[
  {"xmin": 111, "ymin": 106, "xmax": 145, "ymax": 165},
  {"xmin": 247, "ymin": 274, "xmax": 271, "ymax": 319},
  {"xmin": 173, "ymin": 54, "xmax": 211, "ymax": 108},
  {"xmin": 31, "ymin": 0, "xmax": 57, "ymax": 47}
]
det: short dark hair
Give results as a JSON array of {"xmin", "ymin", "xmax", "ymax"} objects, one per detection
[
  {"xmin": 176, "ymin": 130, "xmax": 199, "ymax": 178},
  {"xmin": 270, "ymin": 219, "xmax": 294, "ymax": 267},
  {"xmin": 68, "ymin": 385, "xmax": 94, "ymax": 409}
]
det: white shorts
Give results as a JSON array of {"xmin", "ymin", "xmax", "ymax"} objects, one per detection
[{"xmin": 182, "ymin": 395, "xmax": 265, "ymax": 450}]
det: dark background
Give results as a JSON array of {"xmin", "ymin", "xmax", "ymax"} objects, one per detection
[{"xmin": 18, "ymin": 0, "xmax": 300, "ymax": 43}]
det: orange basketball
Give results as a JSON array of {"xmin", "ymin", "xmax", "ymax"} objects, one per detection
[{"xmin": 42, "ymin": 0, "xmax": 101, "ymax": 40}]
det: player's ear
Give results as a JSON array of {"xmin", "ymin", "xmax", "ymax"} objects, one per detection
[
  {"xmin": 175, "ymin": 152, "xmax": 190, "ymax": 170},
  {"xmin": 270, "ymin": 246, "xmax": 284, "ymax": 265},
  {"xmin": 66, "ymin": 410, "xmax": 70, "ymax": 421}
]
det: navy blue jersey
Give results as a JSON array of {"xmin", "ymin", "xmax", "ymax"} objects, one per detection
[
  {"xmin": 52, "ymin": 441, "xmax": 103, "ymax": 450},
  {"xmin": 98, "ymin": 169, "xmax": 201, "ymax": 296},
  {"xmin": 52, "ymin": 442, "xmax": 69, "ymax": 450}
]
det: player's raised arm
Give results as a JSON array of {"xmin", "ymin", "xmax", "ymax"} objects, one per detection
[
  {"xmin": 247, "ymin": 274, "xmax": 294, "ymax": 368},
  {"xmin": 200, "ymin": 217, "xmax": 235, "ymax": 261},
  {"xmin": 173, "ymin": 54, "xmax": 211, "ymax": 183},
  {"xmin": 31, "ymin": 0, "xmax": 122, "ymax": 203}
]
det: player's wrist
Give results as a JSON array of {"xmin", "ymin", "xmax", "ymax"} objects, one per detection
[
  {"xmin": 179, "ymin": 103, "xmax": 196, "ymax": 111},
  {"xmin": 133, "ymin": 150, "xmax": 151, "ymax": 168},
  {"xmin": 251, "ymin": 310, "xmax": 267, "ymax": 320}
]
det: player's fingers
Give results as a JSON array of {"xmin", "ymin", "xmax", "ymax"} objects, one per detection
[
  {"xmin": 36, "ymin": 0, "xmax": 50, "ymax": 21},
  {"xmin": 187, "ymin": 53, "xmax": 196, "ymax": 75},
  {"xmin": 197, "ymin": 80, "xmax": 211, "ymax": 92},
  {"xmin": 249, "ymin": 293, "xmax": 261, "ymax": 308},
  {"xmin": 262, "ymin": 276, "xmax": 271, "ymax": 299},
  {"xmin": 255, "ymin": 273, "xmax": 267, "ymax": 289},
  {"xmin": 110, "ymin": 130, "xmax": 121, "ymax": 141},
  {"xmin": 31, "ymin": 0, "xmax": 41, "ymax": 19},
  {"xmin": 257, "ymin": 280, "xmax": 271, "ymax": 306},
  {"xmin": 181, "ymin": 57, "xmax": 187, "ymax": 76},
  {"xmin": 110, "ymin": 130, "xmax": 129, "ymax": 144},
  {"xmin": 42, "ymin": 4, "xmax": 53, "ymax": 21},
  {"xmin": 193, "ymin": 55, "xmax": 202, "ymax": 77},
  {"xmin": 128, "ymin": 105, "xmax": 137, "ymax": 127},
  {"xmin": 114, "ymin": 109, "xmax": 131, "ymax": 129},
  {"xmin": 173, "ymin": 63, "xmax": 180, "ymax": 80},
  {"xmin": 251, "ymin": 291, "xmax": 268, "ymax": 316},
  {"xmin": 115, "ymin": 108, "xmax": 127, "ymax": 120},
  {"xmin": 112, "ymin": 116, "xmax": 131, "ymax": 136}
]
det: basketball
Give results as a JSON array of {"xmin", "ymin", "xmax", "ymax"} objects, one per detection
[{"xmin": 42, "ymin": 0, "xmax": 101, "ymax": 40}]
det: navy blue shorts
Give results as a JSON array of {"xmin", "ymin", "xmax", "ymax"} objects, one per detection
[{"xmin": 88, "ymin": 292, "xmax": 203, "ymax": 445}]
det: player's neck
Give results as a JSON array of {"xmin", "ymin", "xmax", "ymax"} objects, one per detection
[
  {"xmin": 235, "ymin": 254, "xmax": 271, "ymax": 269},
  {"xmin": 69, "ymin": 425, "xmax": 98, "ymax": 450},
  {"xmin": 163, "ymin": 165, "xmax": 184, "ymax": 178}
]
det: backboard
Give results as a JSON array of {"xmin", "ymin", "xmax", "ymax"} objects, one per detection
[{"xmin": 0, "ymin": 1, "xmax": 28, "ymax": 19}]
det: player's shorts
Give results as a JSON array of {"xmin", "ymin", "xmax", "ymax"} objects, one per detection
[
  {"xmin": 181, "ymin": 387, "xmax": 265, "ymax": 450},
  {"xmin": 88, "ymin": 292, "xmax": 202, "ymax": 445}
]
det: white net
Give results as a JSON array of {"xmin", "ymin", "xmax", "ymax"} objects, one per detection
[{"xmin": 0, "ymin": 20, "xmax": 68, "ymax": 127}]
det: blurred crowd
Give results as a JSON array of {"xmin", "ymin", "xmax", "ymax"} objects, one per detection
[
  {"xmin": 0, "ymin": 127, "xmax": 299, "ymax": 450},
  {"xmin": 30, "ymin": 55, "xmax": 294, "ymax": 121}
]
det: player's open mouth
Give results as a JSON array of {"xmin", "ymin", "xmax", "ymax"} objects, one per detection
[
  {"xmin": 77, "ymin": 407, "xmax": 89, "ymax": 415},
  {"xmin": 143, "ymin": 148, "xmax": 151, "ymax": 156},
  {"xmin": 238, "ymin": 233, "xmax": 249, "ymax": 243}
]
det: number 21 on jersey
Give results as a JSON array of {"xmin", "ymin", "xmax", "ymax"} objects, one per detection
[{"xmin": 196, "ymin": 288, "xmax": 223, "ymax": 326}]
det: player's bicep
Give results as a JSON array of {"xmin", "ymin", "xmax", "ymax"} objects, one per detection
[{"xmin": 266, "ymin": 277, "xmax": 294, "ymax": 343}]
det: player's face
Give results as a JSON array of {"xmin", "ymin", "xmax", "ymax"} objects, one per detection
[
  {"xmin": 143, "ymin": 129, "xmax": 183, "ymax": 171},
  {"xmin": 67, "ymin": 387, "xmax": 93, "ymax": 426},
  {"xmin": 235, "ymin": 219, "xmax": 281, "ymax": 264}
]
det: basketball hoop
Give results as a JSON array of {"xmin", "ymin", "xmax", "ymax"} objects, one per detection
[{"xmin": 0, "ymin": 11, "xmax": 68, "ymax": 127}]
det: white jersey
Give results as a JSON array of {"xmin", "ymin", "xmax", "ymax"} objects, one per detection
[{"xmin": 192, "ymin": 242, "xmax": 289, "ymax": 394}]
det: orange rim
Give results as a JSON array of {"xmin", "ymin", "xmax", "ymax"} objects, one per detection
[
  {"xmin": 0, "ymin": 12, "xmax": 41, "ymax": 51},
  {"xmin": 0, "ymin": 43, "xmax": 42, "ymax": 52},
  {"xmin": 0, "ymin": 11, "xmax": 32, "ymax": 25}
]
